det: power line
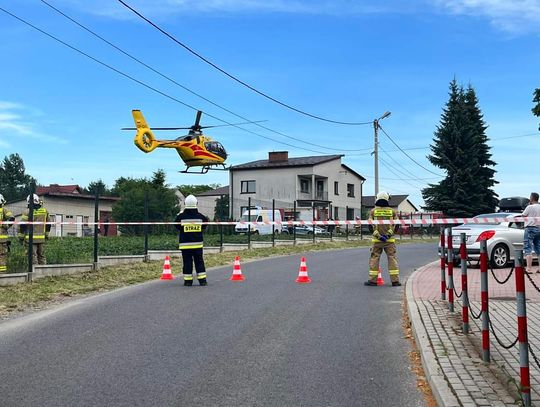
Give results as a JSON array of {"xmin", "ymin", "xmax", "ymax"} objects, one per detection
[
  {"xmin": 116, "ymin": 0, "xmax": 373, "ymax": 126},
  {"xmin": 377, "ymin": 156, "xmax": 422, "ymax": 190},
  {"xmin": 39, "ymin": 0, "xmax": 373, "ymax": 153},
  {"xmin": 378, "ymin": 125, "xmax": 444, "ymax": 177},
  {"xmin": 379, "ymin": 145, "xmax": 432, "ymax": 181},
  {"xmin": 0, "ymin": 6, "xmax": 339, "ymax": 155}
]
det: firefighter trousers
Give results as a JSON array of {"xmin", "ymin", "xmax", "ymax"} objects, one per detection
[
  {"xmin": 369, "ymin": 241, "xmax": 400, "ymax": 283},
  {"xmin": 0, "ymin": 243, "xmax": 7, "ymax": 272},
  {"xmin": 24, "ymin": 242, "xmax": 46, "ymax": 265},
  {"xmin": 181, "ymin": 248, "xmax": 207, "ymax": 281}
]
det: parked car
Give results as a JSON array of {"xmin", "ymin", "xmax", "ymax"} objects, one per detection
[
  {"xmin": 234, "ymin": 208, "xmax": 282, "ymax": 235},
  {"xmin": 281, "ymin": 224, "xmax": 329, "ymax": 235},
  {"xmin": 442, "ymin": 213, "xmax": 535, "ymax": 268}
]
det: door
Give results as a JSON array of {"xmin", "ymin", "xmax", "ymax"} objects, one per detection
[
  {"xmin": 76, "ymin": 215, "xmax": 83, "ymax": 237},
  {"xmin": 55, "ymin": 214, "xmax": 63, "ymax": 237}
]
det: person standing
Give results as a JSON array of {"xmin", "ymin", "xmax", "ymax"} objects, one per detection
[
  {"xmin": 18, "ymin": 194, "xmax": 51, "ymax": 265},
  {"xmin": 365, "ymin": 191, "xmax": 401, "ymax": 286},
  {"xmin": 0, "ymin": 194, "xmax": 15, "ymax": 273},
  {"xmin": 521, "ymin": 192, "xmax": 540, "ymax": 274},
  {"xmin": 175, "ymin": 194, "xmax": 209, "ymax": 286}
]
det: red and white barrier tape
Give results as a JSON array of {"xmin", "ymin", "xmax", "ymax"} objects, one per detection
[{"xmin": 1, "ymin": 216, "xmax": 538, "ymax": 226}]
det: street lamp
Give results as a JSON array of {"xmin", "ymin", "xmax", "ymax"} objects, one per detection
[{"xmin": 373, "ymin": 111, "xmax": 391, "ymax": 196}]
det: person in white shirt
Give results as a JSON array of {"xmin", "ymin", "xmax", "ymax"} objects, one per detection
[{"xmin": 521, "ymin": 192, "xmax": 540, "ymax": 273}]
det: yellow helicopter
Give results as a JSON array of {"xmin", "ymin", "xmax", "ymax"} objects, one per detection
[{"xmin": 123, "ymin": 110, "xmax": 230, "ymax": 174}]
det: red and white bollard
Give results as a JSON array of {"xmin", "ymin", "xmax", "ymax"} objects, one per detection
[
  {"xmin": 440, "ymin": 228, "xmax": 446, "ymax": 301},
  {"xmin": 479, "ymin": 239, "xmax": 490, "ymax": 363},
  {"xmin": 460, "ymin": 233, "xmax": 469, "ymax": 334},
  {"xmin": 447, "ymin": 228, "xmax": 454, "ymax": 312},
  {"xmin": 515, "ymin": 249, "xmax": 531, "ymax": 407}
]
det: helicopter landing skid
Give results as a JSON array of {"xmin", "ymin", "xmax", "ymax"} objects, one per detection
[{"xmin": 180, "ymin": 164, "xmax": 229, "ymax": 174}]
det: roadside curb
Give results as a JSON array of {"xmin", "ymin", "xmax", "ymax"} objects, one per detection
[{"xmin": 406, "ymin": 262, "xmax": 460, "ymax": 407}]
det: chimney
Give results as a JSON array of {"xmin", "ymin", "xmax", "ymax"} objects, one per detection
[{"xmin": 268, "ymin": 151, "xmax": 288, "ymax": 162}]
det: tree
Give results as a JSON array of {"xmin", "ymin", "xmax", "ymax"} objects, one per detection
[
  {"xmin": 111, "ymin": 170, "xmax": 178, "ymax": 235},
  {"xmin": 422, "ymin": 80, "xmax": 498, "ymax": 217},
  {"xmin": 214, "ymin": 194, "xmax": 229, "ymax": 221},
  {"xmin": 0, "ymin": 153, "xmax": 37, "ymax": 201},
  {"xmin": 84, "ymin": 180, "xmax": 112, "ymax": 196},
  {"xmin": 177, "ymin": 184, "xmax": 220, "ymax": 197},
  {"xmin": 533, "ymin": 88, "xmax": 540, "ymax": 130}
]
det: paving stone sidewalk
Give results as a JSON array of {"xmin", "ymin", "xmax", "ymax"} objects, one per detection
[{"xmin": 407, "ymin": 261, "xmax": 540, "ymax": 406}]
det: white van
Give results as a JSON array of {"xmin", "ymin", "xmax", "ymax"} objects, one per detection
[{"xmin": 235, "ymin": 208, "xmax": 282, "ymax": 235}]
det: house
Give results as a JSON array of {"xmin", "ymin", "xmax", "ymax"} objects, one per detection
[
  {"xmin": 10, "ymin": 184, "xmax": 119, "ymax": 237},
  {"xmin": 362, "ymin": 194, "xmax": 418, "ymax": 215},
  {"xmin": 195, "ymin": 185, "xmax": 229, "ymax": 219},
  {"xmin": 229, "ymin": 151, "xmax": 366, "ymax": 221}
]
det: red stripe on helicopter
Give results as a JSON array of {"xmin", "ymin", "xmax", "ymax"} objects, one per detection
[{"xmin": 180, "ymin": 143, "xmax": 218, "ymax": 159}]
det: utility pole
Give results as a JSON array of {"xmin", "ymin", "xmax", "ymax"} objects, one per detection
[{"xmin": 373, "ymin": 111, "xmax": 391, "ymax": 196}]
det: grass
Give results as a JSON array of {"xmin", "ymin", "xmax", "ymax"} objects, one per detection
[{"xmin": 0, "ymin": 237, "xmax": 437, "ymax": 316}]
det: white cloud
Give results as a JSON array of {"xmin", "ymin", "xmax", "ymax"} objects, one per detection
[
  {"xmin": 435, "ymin": 0, "xmax": 540, "ymax": 34},
  {"xmin": 0, "ymin": 101, "xmax": 67, "ymax": 146}
]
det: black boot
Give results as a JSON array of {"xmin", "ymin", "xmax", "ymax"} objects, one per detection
[
  {"xmin": 392, "ymin": 281, "xmax": 402, "ymax": 287},
  {"xmin": 198, "ymin": 278, "xmax": 208, "ymax": 286},
  {"xmin": 364, "ymin": 281, "xmax": 377, "ymax": 286},
  {"xmin": 184, "ymin": 280, "xmax": 193, "ymax": 286}
]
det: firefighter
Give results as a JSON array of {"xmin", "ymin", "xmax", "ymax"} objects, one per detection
[
  {"xmin": 175, "ymin": 195, "xmax": 209, "ymax": 286},
  {"xmin": 18, "ymin": 194, "xmax": 51, "ymax": 265},
  {"xmin": 365, "ymin": 191, "xmax": 401, "ymax": 286},
  {"xmin": 0, "ymin": 194, "xmax": 15, "ymax": 273}
]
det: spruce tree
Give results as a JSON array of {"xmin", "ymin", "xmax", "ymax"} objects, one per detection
[
  {"xmin": 533, "ymin": 88, "xmax": 540, "ymax": 130},
  {"xmin": 422, "ymin": 80, "xmax": 497, "ymax": 217},
  {"xmin": 463, "ymin": 85, "xmax": 498, "ymax": 214}
]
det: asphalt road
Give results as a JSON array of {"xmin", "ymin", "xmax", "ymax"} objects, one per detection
[{"xmin": 0, "ymin": 243, "xmax": 437, "ymax": 407}]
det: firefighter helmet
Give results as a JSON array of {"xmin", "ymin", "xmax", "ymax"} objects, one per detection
[
  {"xmin": 0, "ymin": 193, "xmax": 5, "ymax": 206},
  {"xmin": 184, "ymin": 194, "xmax": 198, "ymax": 209},
  {"xmin": 376, "ymin": 191, "xmax": 390, "ymax": 202},
  {"xmin": 27, "ymin": 194, "xmax": 40, "ymax": 205}
]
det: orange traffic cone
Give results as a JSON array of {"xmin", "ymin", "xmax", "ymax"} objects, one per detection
[
  {"xmin": 376, "ymin": 267, "xmax": 385, "ymax": 286},
  {"xmin": 296, "ymin": 257, "xmax": 311, "ymax": 283},
  {"xmin": 230, "ymin": 256, "xmax": 245, "ymax": 281},
  {"xmin": 160, "ymin": 255, "xmax": 174, "ymax": 280}
]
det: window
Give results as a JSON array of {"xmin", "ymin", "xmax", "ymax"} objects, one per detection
[
  {"xmin": 347, "ymin": 183, "xmax": 355, "ymax": 198},
  {"xmin": 334, "ymin": 181, "xmax": 339, "ymax": 195},
  {"xmin": 65, "ymin": 215, "xmax": 74, "ymax": 220},
  {"xmin": 300, "ymin": 179, "xmax": 310, "ymax": 193},
  {"xmin": 241, "ymin": 180, "xmax": 256, "ymax": 194},
  {"xmin": 334, "ymin": 207, "xmax": 339, "ymax": 219}
]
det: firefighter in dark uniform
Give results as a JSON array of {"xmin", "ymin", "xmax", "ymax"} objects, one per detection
[
  {"xmin": 365, "ymin": 191, "xmax": 401, "ymax": 286},
  {"xmin": 175, "ymin": 195, "xmax": 209, "ymax": 286},
  {"xmin": 18, "ymin": 194, "xmax": 51, "ymax": 265},
  {"xmin": 0, "ymin": 193, "xmax": 15, "ymax": 273}
]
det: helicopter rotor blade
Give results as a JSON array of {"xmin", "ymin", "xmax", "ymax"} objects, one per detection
[
  {"xmin": 193, "ymin": 110, "xmax": 203, "ymax": 129},
  {"xmin": 199, "ymin": 120, "xmax": 268, "ymax": 129},
  {"xmin": 121, "ymin": 127, "xmax": 192, "ymax": 130}
]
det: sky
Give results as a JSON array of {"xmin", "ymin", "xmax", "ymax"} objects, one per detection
[{"xmin": 0, "ymin": 0, "xmax": 539, "ymax": 208}]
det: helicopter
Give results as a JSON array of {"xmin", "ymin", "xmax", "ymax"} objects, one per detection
[{"xmin": 123, "ymin": 109, "xmax": 231, "ymax": 174}]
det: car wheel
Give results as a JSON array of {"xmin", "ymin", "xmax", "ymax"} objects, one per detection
[{"xmin": 490, "ymin": 243, "xmax": 509, "ymax": 268}]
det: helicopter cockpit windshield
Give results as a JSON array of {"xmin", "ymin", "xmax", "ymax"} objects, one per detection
[{"xmin": 205, "ymin": 141, "xmax": 228, "ymax": 159}]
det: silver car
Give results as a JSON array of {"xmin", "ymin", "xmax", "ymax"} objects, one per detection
[{"xmin": 446, "ymin": 213, "xmax": 529, "ymax": 268}]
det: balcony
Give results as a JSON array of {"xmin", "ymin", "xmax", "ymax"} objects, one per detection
[{"xmin": 297, "ymin": 190, "xmax": 328, "ymax": 201}]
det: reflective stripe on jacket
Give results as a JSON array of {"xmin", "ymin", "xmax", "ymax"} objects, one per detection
[
  {"xmin": 175, "ymin": 209, "xmax": 208, "ymax": 250},
  {"xmin": 370, "ymin": 206, "xmax": 398, "ymax": 243},
  {"xmin": 19, "ymin": 207, "xmax": 50, "ymax": 242},
  {"xmin": 0, "ymin": 207, "xmax": 14, "ymax": 243}
]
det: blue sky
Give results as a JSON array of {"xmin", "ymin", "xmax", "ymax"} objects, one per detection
[{"xmin": 0, "ymin": 0, "xmax": 539, "ymax": 208}]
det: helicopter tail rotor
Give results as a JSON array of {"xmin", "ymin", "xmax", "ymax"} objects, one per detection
[{"xmin": 132, "ymin": 110, "xmax": 158, "ymax": 153}]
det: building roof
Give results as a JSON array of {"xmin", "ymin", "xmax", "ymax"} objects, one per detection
[
  {"xmin": 230, "ymin": 154, "xmax": 344, "ymax": 170},
  {"xmin": 197, "ymin": 185, "xmax": 229, "ymax": 197},
  {"xmin": 230, "ymin": 154, "xmax": 366, "ymax": 181},
  {"xmin": 35, "ymin": 184, "xmax": 118, "ymax": 201},
  {"xmin": 362, "ymin": 195, "xmax": 418, "ymax": 211}
]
